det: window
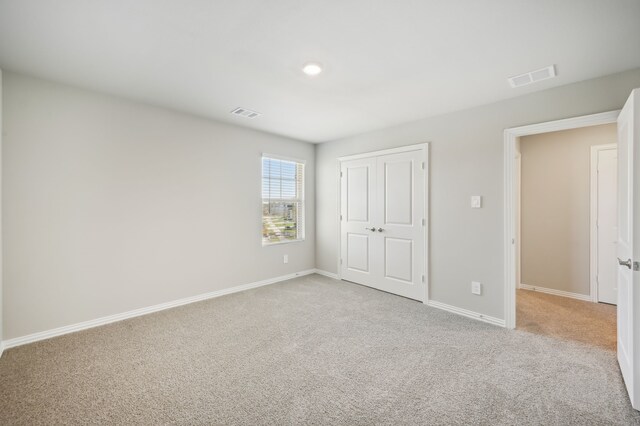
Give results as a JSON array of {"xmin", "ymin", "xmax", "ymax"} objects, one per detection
[{"xmin": 262, "ymin": 156, "xmax": 305, "ymax": 245}]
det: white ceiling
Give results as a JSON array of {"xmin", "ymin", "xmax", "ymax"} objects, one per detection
[{"xmin": 1, "ymin": 1, "xmax": 639, "ymax": 143}]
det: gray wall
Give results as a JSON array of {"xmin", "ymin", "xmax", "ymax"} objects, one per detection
[
  {"xmin": 316, "ymin": 68, "xmax": 640, "ymax": 320},
  {"xmin": 2, "ymin": 72, "xmax": 315, "ymax": 340},
  {"xmin": 520, "ymin": 124, "xmax": 616, "ymax": 295}
]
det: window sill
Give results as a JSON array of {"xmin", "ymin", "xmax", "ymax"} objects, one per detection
[{"xmin": 262, "ymin": 239, "xmax": 305, "ymax": 247}]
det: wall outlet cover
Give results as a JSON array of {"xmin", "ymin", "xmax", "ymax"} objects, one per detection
[
  {"xmin": 471, "ymin": 281, "xmax": 482, "ymax": 295},
  {"xmin": 471, "ymin": 196, "xmax": 482, "ymax": 208},
  {"xmin": 283, "ymin": 254, "xmax": 289, "ymax": 264}
]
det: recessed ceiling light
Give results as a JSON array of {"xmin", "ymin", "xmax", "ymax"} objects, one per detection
[{"xmin": 302, "ymin": 62, "xmax": 323, "ymax": 76}]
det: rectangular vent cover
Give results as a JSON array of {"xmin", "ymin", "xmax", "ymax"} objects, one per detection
[
  {"xmin": 231, "ymin": 107, "xmax": 261, "ymax": 119},
  {"xmin": 508, "ymin": 65, "xmax": 556, "ymax": 88}
]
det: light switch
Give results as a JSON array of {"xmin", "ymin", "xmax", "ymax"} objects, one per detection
[
  {"xmin": 471, "ymin": 281, "xmax": 482, "ymax": 295},
  {"xmin": 471, "ymin": 196, "xmax": 482, "ymax": 208}
]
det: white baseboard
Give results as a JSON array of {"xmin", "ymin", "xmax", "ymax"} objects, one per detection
[
  {"xmin": 427, "ymin": 300, "xmax": 505, "ymax": 328},
  {"xmin": 313, "ymin": 269, "xmax": 339, "ymax": 280},
  {"xmin": 1, "ymin": 269, "xmax": 317, "ymax": 351},
  {"xmin": 519, "ymin": 283, "xmax": 592, "ymax": 302}
]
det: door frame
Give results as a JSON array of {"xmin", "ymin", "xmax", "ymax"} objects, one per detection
[
  {"xmin": 336, "ymin": 143, "xmax": 430, "ymax": 303},
  {"xmin": 503, "ymin": 111, "xmax": 619, "ymax": 329},
  {"xmin": 590, "ymin": 143, "xmax": 618, "ymax": 303}
]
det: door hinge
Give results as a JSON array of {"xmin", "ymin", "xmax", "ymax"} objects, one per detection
[
  {"xmin": 421, "ymin": 162, "xmax": 425, "ymax": 170},
  {"xmin": 340, "ymin": 214, "xmax": 343, "ymax": 221},
  {"xmin": 340, "ymin": 171, "xmax": 343, "ymax": 178},
  {"xmin": 421, "ymin": 275, "xmax": 425, "ymax": 283},
  {"xmin": 422, "ymin": 218, "xmax": 425, "ymax": 226},
  {"xmin": 340, "ymin": 258, "xmax": 343, "ymax": 265}
]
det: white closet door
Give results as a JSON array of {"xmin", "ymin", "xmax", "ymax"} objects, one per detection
[
  {"xmin": 373, "ymin": 150, "xmax": 425, "ymax": 300},
  {"xmin": 341, "ymin": 157, "xmax": 378, "ymax": 285},
  {"xmin": 340, "ymin": 148, "xmax": 425, "ymax": 302}
]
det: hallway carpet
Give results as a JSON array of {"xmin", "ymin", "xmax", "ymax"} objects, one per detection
[
  {"xmin": 517, "ymin": 288, "xmax": 617, "ymax": 351},
  {"xmin": 1, "ymin": 274, "xmax": 638, "ymax": 425}
]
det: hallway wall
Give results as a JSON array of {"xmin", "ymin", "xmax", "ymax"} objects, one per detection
[{"xmin": 520, "ymin": 124, "xmax": 617, "ymax": 296}]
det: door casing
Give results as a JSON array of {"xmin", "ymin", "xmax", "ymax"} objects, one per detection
[{"xmin": 337, "ymin": 143, "xmax": 429, "ymax": 303}]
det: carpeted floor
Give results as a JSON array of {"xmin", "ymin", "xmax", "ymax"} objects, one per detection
[
  {"xmin": 516, "ymin": 288, "xmax": 617, "ymax": 351},
  {"xmin": 1, "ymin": 274, "xmax": 638, "ymax": 425}
]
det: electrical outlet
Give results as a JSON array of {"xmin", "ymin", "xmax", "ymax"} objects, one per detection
[
  {"xmin": 283, "ymin": 254, "xmax": 288, "ymax": 264},
  {"xmin": 471, "ymin": 281, "xmax": 482, "ymax": 295},
  {"xmin": 471, "ymin": 196, "xmax": 482, "ymax": 208}
]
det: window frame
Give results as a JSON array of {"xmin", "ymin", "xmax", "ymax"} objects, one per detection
[{"xmin": 261, "ymin": 153, "xmax": 306, "ymax": 246}]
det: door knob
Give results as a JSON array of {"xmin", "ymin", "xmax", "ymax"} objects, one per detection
[
  {"xmin": 618, "ymin": 258, "xmax": 632, "ymax": 269},
  {"xmin": 365, "ymin": 227, "xmax": 376, "ymax": 232},
  {"xmin": 377, "ymin": 228, "xmax": 384, "ymax": 232}
]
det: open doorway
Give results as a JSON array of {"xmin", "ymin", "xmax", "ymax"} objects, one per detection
[
  {"xmin": 514, "ymin": 124, "xmax": 617, "ymax": 349},
  {"xmin": 503, "ymin": 111, "xmax": 620, "ymax": 334}
]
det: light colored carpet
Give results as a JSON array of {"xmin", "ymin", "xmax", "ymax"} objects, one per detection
[
  {"xmin": 517, "ymin": 288, "xmax": 617, "ymax": 351},
  {"xmin": 1, "ymin": 274, "xmax": 638, "ymax": 425}
]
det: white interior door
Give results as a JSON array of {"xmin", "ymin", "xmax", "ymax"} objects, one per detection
[
  {"xmin": 340, "ymin": 147, "xmax": 426, "ymax": 301},
  {"xmin": 596, "ymin": 147, "xmax": 618, "ymax": 304},
  {"xmin": 373, "ymin": 150, "xmax": 425, "ymax": 300},
  {"xmin": 616, "ymin": 89, "xmax": 640, "ymax": 411},
  {"xmin": 341, "ymin": 157, "xmax": 377, "ymax": 286}
]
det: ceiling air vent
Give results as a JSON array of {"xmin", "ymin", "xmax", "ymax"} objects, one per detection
[
  {"xmin": 230, "ymin": 107, "xmax": 261, "ymax": 119},
  {"xmin": 508, "ymin": 65, "xmax": 556, "ymax": 88}
]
